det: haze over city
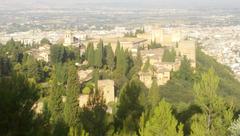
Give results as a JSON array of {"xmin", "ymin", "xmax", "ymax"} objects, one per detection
[
  {"xmin": 1, "ymin": 0, "xmax": 240, "ymax": 9},
  {"xmin": 1, "ymin": 0, "xmax": 240, "ymax": 136}
]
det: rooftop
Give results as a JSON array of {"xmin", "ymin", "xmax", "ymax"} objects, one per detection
[{"xmin": 86, "ymin": 37, "xmax": 147, "ymax": 44}]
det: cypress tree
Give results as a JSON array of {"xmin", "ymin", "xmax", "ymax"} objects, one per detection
[
  {"xmin": 87, "ymin": 43, "xmax": 95, "ymax": 67},
  {"xmin": 115, "ymin": 47, "xmax": 128, "ymax": 76},
  {"xmin": 127, "ymin": 50, "xmax": 143, "ymax": 78},
  {"xmin": 115, "ymin": 41, "xmax": 121, "ymax": 57},
  {"xmin": 50, "ymin": 45, "xmax": 66, "ymax": 64},
  {"xmin": 135, "ymin": 50, "xmax": 143, "ymax": 69},
  {"xmin": 49, "ymin": 76, "xmax": 68, "ymax": 136},
  {"xmin": 64, "ymin": 64, "xmax": 80, "ymax": 136},
  {"xmin": 94, "ymin": 40, "xmax": 103, "ymax": 68},
  {"xmin": 105, "ymin": 44, "xmax": 115, "ymax": 71},
  {"xmin": 162, "ymin": 48, "xmax": 176, "ymax": 62},
  {"xmin": 85, "ymin": 43, "xmax": 91, "ymax": 59},
  {"xmin": 142, "ymin": 58, "xmax": 151, "ymax": 72},
  {"xmin": 148, "ymin": 79, "xmax": 161, "ymax": 112},
  {"xmin": 49, "ymin": 80, "xmax": 64, "ymax": 123}
]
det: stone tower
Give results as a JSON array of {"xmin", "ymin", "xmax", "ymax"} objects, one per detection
[{"xmin": 63, "ymin": 31, "xmax": 74, "ymax": 46}]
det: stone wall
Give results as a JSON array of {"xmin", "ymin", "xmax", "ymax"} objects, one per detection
[
  {"xmin": 98, "ymin": 80, "xmax": 115, "ymax": 104},
  {"xmin": 178, "ymin": 40, "xmax": 196, "ymax": 68}
]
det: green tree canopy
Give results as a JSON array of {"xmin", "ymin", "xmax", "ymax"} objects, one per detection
[
  {"xmin": 81, "ymin": 91, "xmax": 108, "ymax": 136},
  {"xmin": 94, "ymin": 40, "xmax": 104, "ymax": 68},
  {"xmin": 144, "ymin": 100, "xmax": 184, "ymax": 136},
  {"xmin": 41, "ymin": 38, "xmax": 51, "ymax": 45},
  {"xmin": 115, "ymin": 78, "xmax": 145, "ymax": 135},
  {"xmin": 86, "ymin": 43, "xmax": 95, "ymax": 67},
  {"xmin": 228, "ymin": 115, "xmax": 240, "ymax": 136},
  {"xmin": 191, "ymin": 68, "xmax": 233, "ymax": 136},
  {"xmin": 50, "ymin": 45, "xmax": 66, "ymax": 64},
  {"xmin": 105, "ymin": 44, "xmax": 115, "ymax": 70},
  {"xmin": 0, "ymin": 74, "xmax": 39, "ymax": 135},
  {"xmin": 148, "ymin": 40, "xmax": 161, "ymax": 49},
  {"xmin": 142, "ymin": 58, "xmax": 151, "ymax": 72},
  {"xmin": 148, "ymin": 79, "xmax": 161, "ymax": 113},
  {"xmin": 162, "ymin": 48, "xmax": 176, "ymax": 62},
  {"xmin": 64, "ymin": 64, "xmax": 80, "ymax": 135},
  {"xmin": 174, "ymin": 56, "xmax": 193, "ymax": 81}
]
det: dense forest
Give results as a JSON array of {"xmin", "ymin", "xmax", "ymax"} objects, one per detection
[{"xmin": 0, "ymin": 39, "xmax": 240, "ymax": 136}]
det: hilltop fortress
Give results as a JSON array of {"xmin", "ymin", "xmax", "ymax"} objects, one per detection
[
  {"xmin": 79, "ymin": 26, "xmax": 196, "ymax": 88},
  {"xmin": 34, "ymin": 26, "xmax": 196, "ymax": 114},
  {"xmin": 73, "ymin": 26, "xmax": 196, "ymax": 112}
]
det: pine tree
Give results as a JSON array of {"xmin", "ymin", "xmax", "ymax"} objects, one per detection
[
  {"xmin": 64, "ymin": 64, "xmax": 80, "ymax": 136},
  {"xmin": 190, "ymin": 114, "xmax": 208, "ymax": 136},
  {"xmin": 81, "ymin": 91, "xmax": 108, "ymax": 136},
  {"xmin": 144, "ymin": 100, "xmax": 184, "ymax": 136},
  {"xmin": 138, "ymin": 113, "xmax": 145, "ymax": 136},
  {"xmin": 228, "ymin": 115, "xmax": 240, "ymax": 136},
  {"xmin": 0, "ymin": 74, "xmax": 39, "ymax": 135},
  {"xmin": 116, "ymin": 79, "xmax": 144, "ymax": 134},
  {"xmin": 191, "ymin": 68, "xmax": 233, "ymax": 136}
]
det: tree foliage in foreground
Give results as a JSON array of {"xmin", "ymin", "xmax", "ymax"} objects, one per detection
[
  {"xmin": 144, "ymin": 100, "xmax": 184, "ymax": 136},
  {"xmin": 228, "ymin": 115, "xmax": 240, "ymax": 136},
  {"xmin": 0, "ymin": 74, "xmax": 39, "ymax": 136},
  {"xmin": 115, "ymin": 78, "xmax": 146, "ymax": 135},
  {"xmin": 81, "ymin": 91, "xmax": 108, "ymax": 136},
  {"xmin": 148, "ymin": 79, "xmax": 161, "ymax": 113},
  {"xmin": 191, "ymin": 68, "xmax": 233, "ymax": 136}
]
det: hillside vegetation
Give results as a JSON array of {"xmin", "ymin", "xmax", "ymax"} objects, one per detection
[{"xmin": 160, "ymin": 48, "xmax": 240, "ymax": 109}]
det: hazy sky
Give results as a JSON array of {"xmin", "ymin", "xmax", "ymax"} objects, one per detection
[{"xmin": 1, "ymin": 0, "xmax": 240, "ymax": 9}]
